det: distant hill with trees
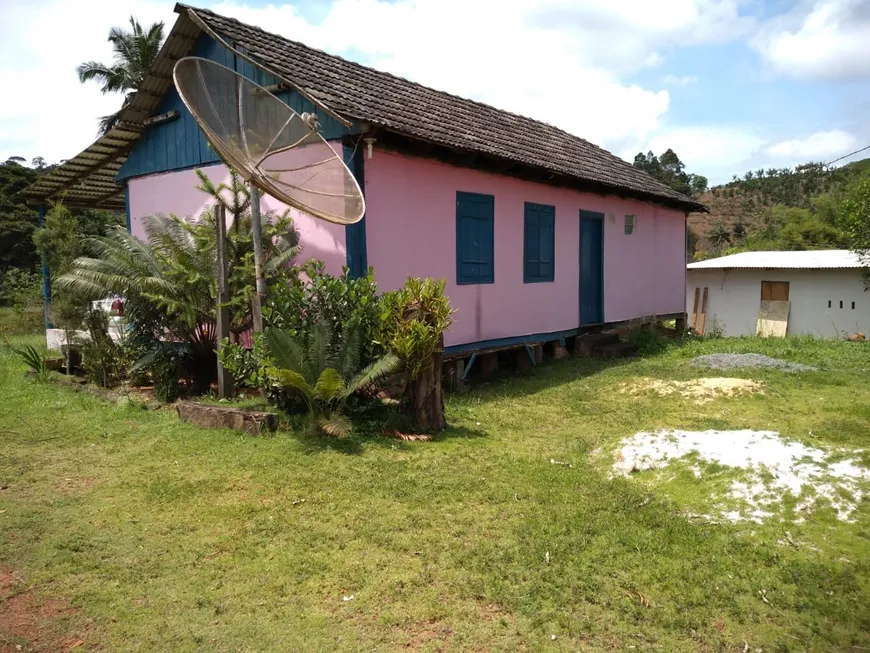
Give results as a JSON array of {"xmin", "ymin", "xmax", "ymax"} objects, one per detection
[{"xmin": 686, "ymin": 158, "xmax": 870, "ymax": 258}]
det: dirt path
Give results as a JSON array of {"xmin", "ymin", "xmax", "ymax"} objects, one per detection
[{"xmin": 0, "ymin": 568, "xmax": 80, "ymax": 653}]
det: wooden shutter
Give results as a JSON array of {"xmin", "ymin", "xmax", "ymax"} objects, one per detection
[
  {"xmin": 456, "ymin": 192, "xmax": 494, "ymax": 284},
  {"xmin": 761, "ymin": 281, "xmax": 789, "ymax": 301},
  {"xmin": 523, "ymin": 203, "xmax": 555, "ymax": 282}
]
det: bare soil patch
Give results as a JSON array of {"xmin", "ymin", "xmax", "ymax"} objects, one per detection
[
  {"xmin": 620, "ymin": 377, "xmax": 764, "ymax": 404},
  {"xmin": 0, "ymin": 568, "xmax": 78, "ymax": 653}
]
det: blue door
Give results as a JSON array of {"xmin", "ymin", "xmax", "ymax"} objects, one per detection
[{"xmin": 579, "ymin": 211, "xmax": 604, "ymax": 325}]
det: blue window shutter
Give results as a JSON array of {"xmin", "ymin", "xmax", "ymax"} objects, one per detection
[
  {"xmin": 524, "ymin": 202, "xmax": 555, "ymax": 283},
  {"xmin": 456, "ymin": 192, "xmax": 494, "ymax": 284}
]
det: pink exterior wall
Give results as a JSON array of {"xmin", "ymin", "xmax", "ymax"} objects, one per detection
[
  {"xmin": 364, "ymin": 150, "xmax": 686, "ymax": 347},
  {"xmin": 127, "ymin": 162, "xmax": 348, "ymax": 275}
]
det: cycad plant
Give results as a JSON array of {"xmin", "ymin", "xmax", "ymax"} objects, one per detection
[
  {"xmin": 57, "ymin": 210, "xmax": 299, "ymax": 393},
  {"xmin": 264, "ymin": 322, "xmax": 399, "ymax": 436}
]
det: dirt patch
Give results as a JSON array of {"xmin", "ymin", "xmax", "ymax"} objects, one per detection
[
  {"xmin": 0, "ymin": 568, "xmax": 78, "ymax": 653},
  {"xmin": 54, "ymin": 477, "xmax": 95, "ymax": 497},
  {"xmin": 400, "ymin": 618, "xmax": 454, "ymax": 650},
  {"xmin": 621, "ymin": 377, "xmax": 764, "ymax": 404}
]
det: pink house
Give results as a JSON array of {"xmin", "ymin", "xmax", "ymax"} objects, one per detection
[{"xmin": 25, "ymin": 4, "xmax": 703, "ymax": 359}]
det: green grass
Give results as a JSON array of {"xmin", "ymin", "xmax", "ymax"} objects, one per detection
[{"xmin": 1, "ymin": 335, "xmax": 869, "ymax": 651}]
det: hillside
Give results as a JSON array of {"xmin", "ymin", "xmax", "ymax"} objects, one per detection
[{"xmin": 688, "ymin": 158, "xmax": 870, "ymax": 255}]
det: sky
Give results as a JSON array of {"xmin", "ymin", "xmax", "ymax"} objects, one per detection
[{"xmin": 1, "ymin": 0, "xmax": 869, "ymax": 185}]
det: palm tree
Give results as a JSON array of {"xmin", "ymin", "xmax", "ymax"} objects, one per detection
[
  {"xmin": 707, "ymin": 223, "xmax": 732, "ymax": 250},
  {"xmin": 77, "ymin": 17, "xmax": 165, "ymax": 134}
]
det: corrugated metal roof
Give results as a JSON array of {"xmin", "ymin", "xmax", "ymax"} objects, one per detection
[{"xmin": 687, "ymin": 250, "xmax": 865, "ymax": 270}]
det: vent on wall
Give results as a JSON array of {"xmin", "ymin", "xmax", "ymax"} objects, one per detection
[{"xmin": 624, "ymin": 214, "xmax": 636, "ymax": 235}]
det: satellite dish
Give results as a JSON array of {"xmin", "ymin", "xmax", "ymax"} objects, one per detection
[{"xmin": 173, "ymin": 57, "xmax": 364, "ymax": 225}]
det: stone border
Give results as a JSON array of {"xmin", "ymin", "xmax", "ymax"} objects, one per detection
[{"xmin": 176, "ymin": 402, "xmax": 278, "ymax": 436}]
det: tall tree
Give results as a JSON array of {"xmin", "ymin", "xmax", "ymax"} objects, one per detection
[
  {"xmin": 842, "ymin": 178, "xmax": 870, "ymax": 286},
  {"xmin": 77, "ymin": 17, "xmax": 165, "ymax": 134},
  {"xmin": 633, "ymin": 148, "xmax": 706, "ymax": 197}
]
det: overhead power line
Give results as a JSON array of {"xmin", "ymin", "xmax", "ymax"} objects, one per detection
[{"xmin": 826, "ymin": 143, "xmax": 870, "ymax": 167}]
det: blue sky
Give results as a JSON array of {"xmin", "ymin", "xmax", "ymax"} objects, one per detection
[{"xmin": 2, "ymin": 0, "xmax": 869, "ymax": 185}]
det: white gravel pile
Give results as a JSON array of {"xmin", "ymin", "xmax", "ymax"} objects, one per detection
[{"xmin": 614, "ymin": 429, "xmax": 869, "ymax": 522}]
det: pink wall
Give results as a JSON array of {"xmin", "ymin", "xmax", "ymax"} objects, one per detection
[
  {"xmin": 364, "ymin": 150, "xmax": 686, "ymax": 347},
  {"xmin": 127, "ymin": 162, "xmax": 348, "ymax": 275}
]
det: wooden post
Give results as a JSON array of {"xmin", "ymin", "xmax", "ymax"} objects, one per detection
[
  {"xmin": 37, "ymin": 204, "xmax": 52, "ymax": 329},
  {"xmin": 215, "ymin": 204, "xmax": 233, "ymax": 399},
  {"xmin": 698, "ymin": 287, "xmax": 709, "ymax": 336},
  {"xmin": 691, "ymin": 287, "xmax": 700, "ymax": 331},
  {"xmin": 249, "ymin": 184, "xmax": 266, "ymax": 333}
]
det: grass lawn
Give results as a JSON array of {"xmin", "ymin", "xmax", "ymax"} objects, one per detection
[{"xmin": 1, "ymin": 335, "xmax": 869, "ymax": 651}]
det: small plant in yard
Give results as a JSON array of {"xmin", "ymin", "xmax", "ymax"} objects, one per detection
[
  {"xmin": 379, "ymin": 277, "xmax": 454, "ymax": 432},
  {"xmin": 78, "ymin": 308, "xmax": 130, "ymax": 388},
  {"xmin": 7, "ymin": 342, "xmax": 51, "ymax": 381},
  {"xmin": 264, "ymin": 321, "xmax": 399, "ymax": 436},
  {"xmin": 628, "ymin": 328, "xmax": 669, "ymax": 356}
]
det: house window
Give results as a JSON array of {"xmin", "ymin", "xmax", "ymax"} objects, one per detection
[
  {"xmin": 456, "ymin": 191, "xmax": 494, "ymax": 284},
  {"xmin": 624, "ymin": 214, "xmax": 636, "ymax": 235},
  {"xmin": 523, "ymin": 202, "xmax": 555, "ymax": 283},
  {"xmin": 761, "ymin": 281, "xmax": 789, "ymax": 301}
]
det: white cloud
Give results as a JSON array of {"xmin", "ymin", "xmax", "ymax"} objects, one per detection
[
  {"xmin": 752, "ymin": 0, "xmax": 870, "ymax": 80},
  {"xmin": 0, "ymin": 0, "xmax": 751, "ymax": 170},
  {"xmin": 210, "ymin": 0, "xmax": 752, "ymax": 156},
  {"xmin": 0, "ymin": 0, "xmax": 176, "ymax": 164},
  {"xmin": 635, "ymin": 125, "xmax": 764, "ymax": 174},
  {"xmin": 661, "ymin": 74, "xmax": 699, "ymax": 86},
  {"xmin": 764, "ymin": 129, "xmax": 856, "ymax": 161}
]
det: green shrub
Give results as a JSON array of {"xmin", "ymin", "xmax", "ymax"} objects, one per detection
[
  {"xmin": 628, "ymin": 328, "xmax": 668, "ymax": 356},
  {"xmin": 78, "ymin": 309, "xmax": 131, "ymax": 388},
  {"xmin": 264, "ymin": 260, "xmax": 382, "ymax": 366}
]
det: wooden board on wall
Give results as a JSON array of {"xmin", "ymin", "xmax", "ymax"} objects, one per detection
[
  {"xmin": 691, "ymin": 287, "xmax": 700, "ymax": 331},
  {"xmin": 698, "ymin": 287, "xmax": 708, "ymax": 335},
  {"xmin": 757, "ymin": 300, "xmax": 790, "ymax": 337}
]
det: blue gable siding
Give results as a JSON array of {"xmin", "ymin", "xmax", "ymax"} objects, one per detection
[{"xmin": 118, "ymin": 34, "xmax": 355, "ymax": 182}]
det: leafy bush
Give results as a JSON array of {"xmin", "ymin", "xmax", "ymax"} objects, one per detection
[
  {"xmin": 264, "ymin": 261, "xmax": 382, "ymax": 365},
  {"xmin": 264, "ymin": 322, "xmax": 398, "ymax": 436},
  {"xmin": 132, "ymin": 342, "xmax": 192, "ymax": 403},
  {"xmin": 0, "ymin": 268, "xmax": 40, "ymax": 307},
  {"xmin": 78, "ymin": 309, "xmax": 130, "ymax": 388},
  {"xmin": 628, "ymin": 328, "xmax": 669, "ymax": 356}
]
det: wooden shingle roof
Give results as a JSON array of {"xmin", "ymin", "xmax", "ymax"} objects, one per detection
[{"xmin": 184, "ymin": 5, "xmax": 704, "ymax": 212}]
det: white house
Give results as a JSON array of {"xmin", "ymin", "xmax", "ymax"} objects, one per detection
[{"xmin": 686, "ymin": 250, "xmax": 868, "ymax": 338}]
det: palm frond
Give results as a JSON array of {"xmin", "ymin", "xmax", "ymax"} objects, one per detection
[
  {"xmin": 335, "ymin": 320, "xmax": 361, "ymax": 381},
  {"xmin": 264, "ymin": 328, "xmax": 304, "ymax": 373},
  {"xmin": 344, "ymin": 354, "xmax": 400, "ymax": 397},
  {"xmin": 269, "ymin": 368, "xmax": 313, "ymax": 407},
  {"xmin": 313, "ymin": 367, "xmax": 345, "ymax": 401},
  {"xmin": 305, "ymin": 322, "xmax": 335, "ymax": 385},
  {"xmin": 315, "ymin": 413, "xmax": 353, "ymax": 437}
]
